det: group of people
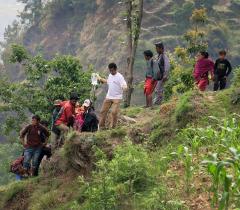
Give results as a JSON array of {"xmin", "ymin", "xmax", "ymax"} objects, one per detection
[
  {"xmin": 143, "ymin": 43, "xmax": 232, "ymax": 107},
  {"xmin": 16, "ymin": 63, "xmax": 127, "ymax": 177},
  {"xmin": 194, "ymin": 50, "xmax": 232, "ymax": 92},
  {"xmin": 14, "ymin": 41, "xmax": 232, "ymax": 178},
  {"xmin": 143, "ymin": 42, "xmax": 170, "ymax": 107}
]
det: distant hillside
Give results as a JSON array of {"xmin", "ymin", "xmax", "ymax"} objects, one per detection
[{"xmin": 1, "ymin": 0, "xmax": 240, "ymax": 80}]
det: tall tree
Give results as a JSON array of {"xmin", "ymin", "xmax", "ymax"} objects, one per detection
[
  {"xmin": 124, "ymin": 0, "xmax": 144, "ymax": 107},
  {"xmin": 184, "ymin": 8, "xmax": 208, "ymax": 55},
  {"xmin": 17, "ymin": 0, "xmax": 43, "ymax": 24}
]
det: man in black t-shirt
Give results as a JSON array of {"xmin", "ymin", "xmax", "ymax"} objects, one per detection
[{"xmin": 214, "ymin": 50, "xmax": 232, "ymax": 91}]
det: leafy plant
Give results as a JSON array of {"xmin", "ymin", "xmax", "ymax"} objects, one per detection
[
  {"xmin": 183, "ymin": 147, "xmax": 193, "ymax": 194},
  {"xmin": 0, "ymin": 45, "xmax": 92, "ymax": 135}
]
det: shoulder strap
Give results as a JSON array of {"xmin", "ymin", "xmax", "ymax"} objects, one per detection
[{"xmin": 54, "ymin": 106, "xmax": 65, "ymax": 123}]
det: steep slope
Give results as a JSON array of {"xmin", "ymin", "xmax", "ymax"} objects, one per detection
[{"xmin": 1, "ymin": 86, "xmax": 240, "ymax": 210}]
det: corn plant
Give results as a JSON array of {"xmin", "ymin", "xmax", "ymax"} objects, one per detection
[
  {"xmin": 219, "ymin": 174, "xmax": 232, "ymax": 210},
  {"xmin": 183, "ymin": 147, "xmax": 193, "ymax": 194},
  {"xmin": 202, "ymin": 153, "xmax": 230, "ymax": 207}
]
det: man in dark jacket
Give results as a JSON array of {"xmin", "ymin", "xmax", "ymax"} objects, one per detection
[
  {"xmin": 81, "ymin": 99, "xmax": 99, "ymax": 132},
  {"xmin": 20, "ymin": 115, "xmax": 50, "ymax": 176},
  {"xmin": 153, "ymin": 42, "xmax": 170, "ymax": 105},
  {"xmin": 214, "ymin": 50, "xmax": 232, "ymax": 91}
]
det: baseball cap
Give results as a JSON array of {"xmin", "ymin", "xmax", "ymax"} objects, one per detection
[{"xmin": 83, "ymin": 99, "xmax": 91, "ymax": 107}]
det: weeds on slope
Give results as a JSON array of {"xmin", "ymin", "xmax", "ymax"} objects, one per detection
[
  {"xmin": 72, "ymin": 140, "xmax": 187, "ymax": 210},
  {"xmin": 174, "ymin": 114, "xmax": 240, "ymax": 209}
]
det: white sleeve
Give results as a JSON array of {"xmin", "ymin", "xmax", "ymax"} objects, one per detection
[{"xmin": 120, "ymin": 75, "xmax": 127, "ymax": 89}]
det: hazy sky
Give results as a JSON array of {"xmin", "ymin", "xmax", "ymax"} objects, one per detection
[{"xmin": 0, "ymin": 0, "xmax": 23, "ymax": 41}]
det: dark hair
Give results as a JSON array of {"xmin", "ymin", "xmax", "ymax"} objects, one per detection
[
  {"xmin": 40, "ymin": 120, "xmax": 49, "ymax": 127},
  {"xmin": 143, "ymin": 50, "xmax": 153, "ymax": 58},
  {"xmin": 219, "ymin": 50, "xmax": 227, "ymax": 56},
  {"xmin": 70, "ymin": 92, "xmax": 79, "ymax": 100},
  {"xmin": 200, "ymin": 51, "xmax": 209, "ymax": 58},
  {"xmin": 32, "ymin": 115, "xmax": 41, "ymax": 122},
  {"xmin": 108, "ymin": 63, "xmax": 117, "ymax": 70},
  {"xmin": 155, "ymin": 42, "xmax": 164, "ymax": 49}
]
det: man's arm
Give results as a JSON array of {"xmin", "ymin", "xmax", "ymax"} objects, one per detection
[
  {"xmin": 226, "ymin": 60, "xmax": 232, "ymax": 77},
  {"xmin": 214, "ymin": 60, "xmax": 218, "ymax": 75},
  {"xmin": 209, "ymin": 60, "xmax": 215, "ymax": 80},
  {"xmin": 97, "ymin": 75, "xmax": 107, "ymax": 84},
  {"xmin": 19, "ymin": 125, "xmax": 29, "ymax": 145},
  {"xmin": 163, "ymin": 55, "xmax": 170, "ymax": 81},
  {"xmin": 120, "ymin": 75, "xmax": 128, "ymax": 91},
  {"xmin": 41, "ymin": 125, "xmax": 50, "ymax": 138},
  {"xmin": 65, "ymin": 106, "xmax": 75, "ymax": 127}
]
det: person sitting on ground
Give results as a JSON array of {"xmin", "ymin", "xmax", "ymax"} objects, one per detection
[
  {"xmin": 193, "ymin": 51, "xmax": 214, "ymax": 91},
  {"xmin": 214, "ymin": 50, "xmax": 232, "ymax": 91},
  {"xmin": 20, "ymin": 115, "xmax": 50, "ymax": 177},
  {"xmin": 143, "ymin": 50, "xmax": 158, "ymax": 107},
  {"xmin": 97, "ymin": 63, "xmax": 127, "ymax": 129},
  {"xmin": 50, "ymin": 100, "xmax": 63, "ymax": 150},
  {"xmin": 73, "ymin": 102, "xmax": 84, "ymax": 132},
  {"xmin": 53, "ymin": 93, "xmax": 79, "ymax": 148},
  {"xmin": 81, "ymin": 99, "xmax": 99, "ymax": 132}
]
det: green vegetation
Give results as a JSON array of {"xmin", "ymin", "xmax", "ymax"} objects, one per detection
[
  {"xmin": 0, "ymin": 0, "xmax": 240, "ymax": 209},
  {"xmin": 1, "ymin": 85, "xmax": 240, "ymax": 209},
  {"xmin": 0, "ymin": 143, "xmax": 22, "ymax": 186},
  {"xmin": 0, "ymin": 44, "xmax": 91, "ymax": 135}
]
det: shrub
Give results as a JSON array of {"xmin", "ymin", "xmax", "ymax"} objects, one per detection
[
  {"xmin": 174, "ymin": 91, "xmax": 194, "ymax": 127},
  {"xmin": 80, "ymin": 141, "xmax": 155, "ymax": 209}
]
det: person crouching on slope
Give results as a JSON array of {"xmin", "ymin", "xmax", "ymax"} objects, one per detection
[
  {"xmin": 143, "ymin": 50, "xmax": 158, "ymax": 108},
  {"xmin": 53, "ymin": 92, "xmax": 79, "ymax": 147},
  {"xmin": 193, "ymin": 51, "xmax": 214, "ymax": 91},
  {"xmin": 97, "ymin": 63, "xmax": 127, "ymax": 129},
  {"xmin": 81, "ymin": 99, "xmax": 99, "ymax": 132}
]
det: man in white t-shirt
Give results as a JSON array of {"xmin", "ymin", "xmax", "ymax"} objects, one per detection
[{"xmin": 98, "ymin": 63, "xmax": 127, "ymax": 129}]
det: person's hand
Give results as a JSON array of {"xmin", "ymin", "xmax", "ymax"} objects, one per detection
[
  {"xmin": 211, "ymin": 75, "xmax": 215, "ymax": 81},
  {"xmin": 96, "ymin": 74, "xmax": 102, "ymax": 81}
]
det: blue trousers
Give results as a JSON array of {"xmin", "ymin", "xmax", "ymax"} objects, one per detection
[{"xmin": 23, "ymin": 147, "xmax": 42, "ymax": 171}]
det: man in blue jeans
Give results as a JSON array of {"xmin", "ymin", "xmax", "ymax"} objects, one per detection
[{"xmin": 20, "ymin": 115, "xmax": 50, "ymax": 176}]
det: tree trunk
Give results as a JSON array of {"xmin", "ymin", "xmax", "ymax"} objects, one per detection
[{"xmin": 124, "ymin": 0, "xmax": 144, "ymax": 108}]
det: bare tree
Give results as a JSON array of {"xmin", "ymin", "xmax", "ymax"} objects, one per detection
[{"xmin": 124, "ymin": 0, "xmax": 144, "ymax": 107}]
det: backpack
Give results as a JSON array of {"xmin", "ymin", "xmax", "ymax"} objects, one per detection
[
  {"xmin": 51, "ymin": 106, "xmax": 65, "ymax": 134},
  {"xmin": 151, "ymin": 55, "xmax": 165, "ymax": 81},
  {"xmin": 10, "ymin": 156, "xmax": 24, "ymax": 175}
]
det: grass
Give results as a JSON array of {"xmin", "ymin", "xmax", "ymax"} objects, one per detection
[
  {"xmin": 121, "ymin": 106, "xmax": 144, "ymax": 118},
  {"xmin": 1, "ymin": 87, "xmax": 240, "ymax": 209}
]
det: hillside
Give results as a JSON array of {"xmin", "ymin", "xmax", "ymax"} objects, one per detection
[
  {"xmin": 2, "ymin": 0, "xmax": 240, "ymax": 82},
  {"xmin": 1, "ymin": 83, "xmax": 240, "ymax": 209},
  {"xmin": 1, "ymin": 1, "xmax": 240, "ymax": 209}
]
